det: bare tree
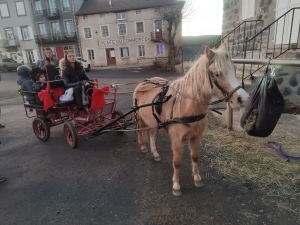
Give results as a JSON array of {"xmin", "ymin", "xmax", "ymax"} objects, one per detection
[{"xmin": 155, "ymin": 0, "xmax": 195, "ymax": 71}]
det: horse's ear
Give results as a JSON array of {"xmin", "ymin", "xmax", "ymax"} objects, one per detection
[
  {"xmin": 218, "ymin": 43, "xmax": 227, "ymax": 51},
  {"xmin": 204, "ymin": 46, "xmax": 215, "ymax": 61}
]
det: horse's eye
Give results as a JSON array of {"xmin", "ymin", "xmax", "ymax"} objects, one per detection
[{"xmin": 214, "ymin": 73, "xmax": 220, "ymax": 77}]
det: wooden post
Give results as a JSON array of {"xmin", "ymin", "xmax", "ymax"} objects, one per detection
[{"xmin": 226, "ymin": 102, "xmax": 233, "ymax": 129}]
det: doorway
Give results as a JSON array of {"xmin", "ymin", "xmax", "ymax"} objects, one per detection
[
  {"xmin": 154, "ymin": 20, "xmax": 162, "ymax": 39},
  {"xmin": 106, "ymin": 48, "xmax": 116, "ymax": 66}
]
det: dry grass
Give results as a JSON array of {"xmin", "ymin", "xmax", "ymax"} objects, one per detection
[{"xmin": 202, "ymin": 113, "xmax": 300, "ymax": 200}]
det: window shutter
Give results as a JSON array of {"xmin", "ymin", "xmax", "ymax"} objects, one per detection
[
  {"xmin": 33, "ymin": 50, "xmax": 39, "ymax": 63},
  {"xmin": 22, "ymin": 51, "xmax": 27, "ymax": 63},
  {"xmin": 275, "ymin": 0, "xmax": 289, "ymax": 44},
  {"xmin": 17, "ymin": 27, "xmax": 23, "ymax": 40},
  {"xmin": 249, "ymin": 0, "xmax": 255, "ymax": 18},
  {"xmin": 28, "ymin": 27, "xmax": 34, "ymax": 39},
  {"xmin": 288, "ymin": 0, "xmax": 300, "ymax": 43}
]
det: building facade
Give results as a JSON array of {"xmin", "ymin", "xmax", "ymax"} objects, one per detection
[
  {"xmin": 76, "ymin": 0, "xmax": 183, "ymax": 67},
  {"xmin": 31, "ymin": 0, "xmax": 84, "ymax": 60},
  {"xmin": 222, "ymin": 0, "xmax": 300, "ymax": 104},
  {"xmin": 0, "ymin": 0, "xmax": 39, "ymax": 65}
]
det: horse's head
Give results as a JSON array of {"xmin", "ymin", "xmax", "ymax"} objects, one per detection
[{"xmin": 205, "ymin": 44, "xmax": 248, "ymax": 106}]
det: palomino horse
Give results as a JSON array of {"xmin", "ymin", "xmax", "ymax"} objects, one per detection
[{"xmin": 133, "ymin": 44, "xmax": 248, "ymax": 196}]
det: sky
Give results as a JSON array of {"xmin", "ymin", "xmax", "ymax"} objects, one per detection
[{"xmin": 182, "ymin": 0, "xmax": 223, "ymax": 36}]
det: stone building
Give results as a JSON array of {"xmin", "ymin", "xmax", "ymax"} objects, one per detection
[
  {"xmin": 30, "ymin": 0, "xmax": 84, "ymax": 60},
  {"xmin": 222, "ymin": 0, "xmax": 300, "ymax": 104},
  {"xmin": 0, "ymin": 0, "xmax": 40, "ymax": 66},
  {"xmin": 75, "ymin": 0, "xmax": 183, "ymax": 67}
]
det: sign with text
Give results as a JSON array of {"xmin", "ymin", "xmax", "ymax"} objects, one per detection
[{"xmin": 100, "ymin": 37, "xmax": 151, "ymax": 45}]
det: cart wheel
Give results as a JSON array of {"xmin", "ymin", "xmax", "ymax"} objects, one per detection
[
  {"xmin": 32, "ymin": 117, "xmax": 50, "ymax": 141},
  {"xmin": 112, "ymin": 110, "xmax": 126, "ymax": 134},
  {"xmin": 64, "ymin": 121, "xmax": 78, "ymax": 148}
]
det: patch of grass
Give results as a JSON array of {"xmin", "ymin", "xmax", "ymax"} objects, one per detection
[{"xmin": 202, "ymin": 113, "xmax": 300, "ymax": 200}]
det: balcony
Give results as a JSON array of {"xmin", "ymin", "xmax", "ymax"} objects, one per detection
[
  {"xmin": 34, "ymin": 33, "xmax": 77, "ymax": 45},
  {"xmin": 43, "ymin": 8, "xmax": 60, "ymax": 19},
  {"xmin": 0, "ymin": 38, "xmax": 19, "ymax": 51},
  {"xmin": 151, "ymin": 31, "xmax": 163, "ymax": 42}
]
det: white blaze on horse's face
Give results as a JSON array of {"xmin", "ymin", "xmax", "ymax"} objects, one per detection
[{"xmin": 226, "ymin": 62, "xmax": 248, "ymax": 106}]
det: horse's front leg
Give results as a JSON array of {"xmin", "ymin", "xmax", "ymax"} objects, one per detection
[
  {"xmin": 171, "ymin": 139, "xmax": 184, "ymax": 196},
  {"xmin": 189, "ymin": 136, "xmax": 204, "ymax": 188},
  {"xmin": 149, "ymin": 128, "xmax": 161, "ymax": 161}
]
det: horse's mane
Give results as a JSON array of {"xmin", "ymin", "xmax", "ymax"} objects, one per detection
[{"xmin": 171, "ymin": 49, "xmax": 231, "ymax": 113}]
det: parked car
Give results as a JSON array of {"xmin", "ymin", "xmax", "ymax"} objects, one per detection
[
  {"xmin": 0, "ymin": 58, "xmax": 22, "ymax": 72},
  {"xmin": 76, "ymin": 57, "xmax": 91, "ymax": 71}
]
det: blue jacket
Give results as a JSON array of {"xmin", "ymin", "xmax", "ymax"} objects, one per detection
[
  {"xmin": 36, "ymin": 57, "xmax": 59, "ymax": 70},
  {"xmin": 17, "ymin": 76, "xmax": 34, "ymax": 102}
]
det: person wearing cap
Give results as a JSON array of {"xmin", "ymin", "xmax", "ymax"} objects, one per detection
[
  {"xmin": 17, "ymin": 65, "xmax": 35, "ymax": 104},
  {"xmin": 31, "ymin": 68, "xmax": 47, "ymax": 92}
]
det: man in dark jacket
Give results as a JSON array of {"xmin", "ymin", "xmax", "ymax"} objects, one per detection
[
  {"xmin": 16, "ymin": 65, "xmax": 35, "ymax": 104},
  {"xmin": 36, "ymin": 48, "xmax": 59, "ymax": 70}
]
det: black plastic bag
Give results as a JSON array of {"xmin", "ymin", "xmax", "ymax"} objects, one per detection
[{"xmin": 240, "ymin": 66, "xmax": 284, "ymax": 137}]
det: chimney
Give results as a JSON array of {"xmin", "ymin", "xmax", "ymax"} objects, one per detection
[{"xmin": 109, "ymin": 0, "xmax": 112, "ymax": 7}]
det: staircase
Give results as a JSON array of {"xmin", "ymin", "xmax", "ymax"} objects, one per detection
[{"xmin": 215, "ymin": 7, "xmax": 300, "ymax": 87}]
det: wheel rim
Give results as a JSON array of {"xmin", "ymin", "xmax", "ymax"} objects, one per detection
[
  {"xmin": 64, "ymin": 125, "xmax": 73, "ymax": 145},
  {"xmin": 34, "ymin": 121, "xmax": 46, "ymax": 139}
]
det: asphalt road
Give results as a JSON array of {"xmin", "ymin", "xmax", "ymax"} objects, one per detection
[{"xmin": 0, "ymin": 70, "xmax": 299, "ymax": 225}]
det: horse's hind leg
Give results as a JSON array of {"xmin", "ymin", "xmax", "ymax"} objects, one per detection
[
  {"xmin": 171, "ymin": 139, "xmax": 184, "ymax": 196},
  {"xmin": 136, "ymin": 115, "xmax": 148, "ymax": 153},
  {"xmin": 149, "ymin": 128, "xmax": 161, "ymax": 161},
  {"xmin": 189, "ymin": 136, "xmax": 204, "ymax": 188}
]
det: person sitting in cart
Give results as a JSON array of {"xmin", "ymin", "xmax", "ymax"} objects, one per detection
[
  {"xmin": 36, "ymin": 48, "xmax": 59, "ymax": 81},
  {"xmin": 60, "ymin": 51, "xmax": 93, "ymax": 118},
  {"xmin": 31, "ymin": 68, "xmax": 47, "ymax": 92},
  {"xmin": 17, "ymin": 65, "xmax": 35, "ymax": 104}
]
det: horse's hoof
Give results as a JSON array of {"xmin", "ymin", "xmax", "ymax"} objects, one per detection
[
  {"xmin": 141, "ymin": 148, "xmax": 148, "ymax": 153},
  {"xmin": 172, "ymin": 188, "xmax": 182, "ymax": 197},
  {"xmin": 154, "ymin": 156, "xmax": 161, "ymax": 162},
  {"xmin": 195, "ymin": 181, "xmax": 204, "ymax": 187}
]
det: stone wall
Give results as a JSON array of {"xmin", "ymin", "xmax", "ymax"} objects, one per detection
[
  {"xmin": 222, "ymin": 0, "xmax": 300, "ymax": 105},
  {"xmin": 275, "ymin": 66, "xmax": 300, "ymax": 106}
]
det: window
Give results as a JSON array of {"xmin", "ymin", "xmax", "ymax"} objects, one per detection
[
  {"xmin": 34, "ymin": 0, "xmax": 42, "ymax": 14},
  {"xmin": 83, "ymin": 15, "xmax": 88, "ymax": 20},
  {"xmin": 100, "ymin": 14, "xmax": 105, "ymax": 18},
  {"xmin": 48, "ymin": 0, "xmax": 56, "ymax": 14},
  {"xmin": 37, "ymin": 23, "xmax": 47, "ymax": 36},
  {"xmin": 136, "ymin": 10, "xmax": 141, "ymax": 15},
  {"xmin": 84, "ymin": 27, "xmax": 92, "ymax": 38},
  {"xmin": 26, "ymin": 50, "xmax": 36, "ymax": 64},
  {"xmin": 101, "ymin": 25, "xmax": 109, "ymax": 37},
  {"xmin": 87, "ymin": 49, "xmax": 94, "ymax": 60},
  {"xmin": 156, "ymin": 44, "xmax": 164, "ymax": 55},
  {"xmin": 242, "ymin": 0, "xmax": 255, "ymax": 20},
  {"xmin": 16, "ymin": 1, "xmax": 26, "ymax": 16},
  {"xmin": 138, "ymin": 45, "xmax": 145, "ymax": 57},
  {"xmin": 0, "ymin": 3, "xmax": 10, "ymax": 18},
  {"xmin": 50, "ymin": 21, "xmax": 60, "ymax": 34},
  {"xmin": 64, "ymin": 20, "xmax": 74, "ymax": 35},
  {"xmin": 116, "ymin": 12, "xmax": 126, "ymax": 20},
  {"xmin": 136, "ymin": 22, "xmax": 144, "ymax": 33},
  {"xmin": 5, "ymin": 28, "xmax": 14, "ymax": 39},
  {"xmin": 120, "ymin": 47, "xmax": 129, "ymax": 58},
  {"xmin": 62, "ymin": 0, "xmax": 71, "ymax": 11},
  {"xmin": 118, "ymin": 24, "xmax": 127, "ymax": 35},
  {"xmin": 63, "ymin": 45, "xmax": 74, "ymax": 54},
  {"xmin": 21, "ymin": 27, "xmax": 31, "ymax": 40}
]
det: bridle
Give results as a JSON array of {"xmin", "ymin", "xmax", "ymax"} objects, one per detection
[{"xmin": 206, "ymin": 54, "xmax": 241, "ymax": 104}]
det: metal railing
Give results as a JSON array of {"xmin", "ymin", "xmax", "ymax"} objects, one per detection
[
  {"xmin": 34, "ymin": 32, "xmax": 77, "ymax": 44},
  {"xmin": 43, "ymin": 8, "xmax": 60, "ymax": 19},
  {"xmin": 241, "ymin": 7, "xmax": 300, "ymax": 85},
  {"xmin": 214, "ymin": 20, "xmax": 263, "ymax": 57}
]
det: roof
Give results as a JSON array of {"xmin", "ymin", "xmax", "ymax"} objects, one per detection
[{"xmin": 75, "ymin": 0, "xmax": 185, "ymax": 16}]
